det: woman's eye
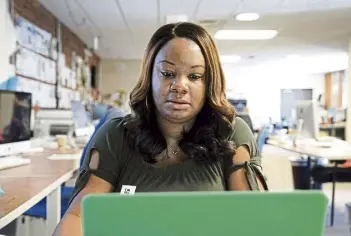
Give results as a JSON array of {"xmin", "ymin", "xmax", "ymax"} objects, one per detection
[
  {"xmin": 160, "ymin": 71, "xmax": 175, "ymax": 77},
  {"xmin": 189, "ymin": 74, "xmax": 203, "ymax": 80}
]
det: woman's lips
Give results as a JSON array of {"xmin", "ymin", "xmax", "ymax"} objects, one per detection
[{"xmin": 166, "ymin": 100, "xmax": 190, "ymax": 110}]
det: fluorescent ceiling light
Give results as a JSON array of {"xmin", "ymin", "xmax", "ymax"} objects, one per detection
[
  {"xmin": 215, "ymin": 30, "xmax": 278, "ymax": 40},
  {"xmin": 220, "ymin": 55, "xmax": 241, "ymax": 63},
  {"xmin": 236, "ymin": 13, "xmax": 260, "ymax": 21}
]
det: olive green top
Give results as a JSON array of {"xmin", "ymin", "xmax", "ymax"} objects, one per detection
[{"xmin": 70, "ymin": 116, "xmax": 264, "ymax": 202}]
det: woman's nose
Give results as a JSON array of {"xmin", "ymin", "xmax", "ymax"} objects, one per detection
[{"xmin": 170, "ymin": 76, "xmax": 188, "ymax": 94}]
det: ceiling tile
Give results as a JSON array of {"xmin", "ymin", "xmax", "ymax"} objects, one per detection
[
  {"xmin": 239, "ymin": 0, "xmax": 285, "ymax": 13},
  {"xmin": 75, "ymin": 0, "xmax": 125, "ymax": 31},
  {"xmin": 195, "ymin": 0, "xmax": 240, "ymax": 21},
  {"xmin": 40, "ymin": 0, "xmax": 351, "ymax": 61},
  {"xmin": 159, "ymin": 0, "xmax": 200, "ymax": 23},
  {"xmin": 120, "ymin": 0, "xmax": 158, "ymax": 28}
]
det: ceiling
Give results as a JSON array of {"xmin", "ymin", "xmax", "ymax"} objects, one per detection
[{"xmin": 39, "ymin": 0, "xmax": 351, "ymax": 67}]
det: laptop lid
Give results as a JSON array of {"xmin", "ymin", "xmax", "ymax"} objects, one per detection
[{"xmin": 82, "ymin": 191, "xmax": 328, "ymax": 236}]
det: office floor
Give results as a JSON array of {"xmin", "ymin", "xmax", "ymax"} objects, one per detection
[{"xmin": 323, "ymin": 183, "xmax": 351, "ymax": 236}]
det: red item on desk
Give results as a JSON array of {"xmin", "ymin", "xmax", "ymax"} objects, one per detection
[{"xmin": 341, "ymin": 160, "xmax": 351, "ymax": 168}]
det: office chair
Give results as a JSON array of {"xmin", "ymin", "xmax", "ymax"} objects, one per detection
[
  {"xmin": 23, "ymin": 108, "xmax": 126, "ymax": 219},
  {"xmin": 256, "ymin": 125, "xmax": 270, "ymax": 154}
]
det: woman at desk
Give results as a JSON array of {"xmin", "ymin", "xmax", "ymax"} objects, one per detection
[{"xmin": 54, "ymin": 22, "xmax": 267, "ymax": 235}]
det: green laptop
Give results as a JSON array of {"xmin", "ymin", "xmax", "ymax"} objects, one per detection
[{"xmin": 82, "ymin": 191, "xmax": 328, "ymax": 236}]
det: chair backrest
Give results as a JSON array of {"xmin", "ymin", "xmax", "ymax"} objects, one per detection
[
  {"xmin": 256, "ymin": 125, "xmax": 270, "ymax": 154},
  {"xmin": 79, "ymin": 108, "xmax": 127, "ymax": 167}
]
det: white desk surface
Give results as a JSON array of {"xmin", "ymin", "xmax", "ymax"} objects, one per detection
[
  {"xmin": 0, "ymin": 149, "xmax": 80, "ymax": 234},
  {"xmin": 320, "ymin": 122, "xmax": 346, "ymax": 129},
  {"xmin": 267, "ymin": 138, "xmax": 351, "ymax": 161}
]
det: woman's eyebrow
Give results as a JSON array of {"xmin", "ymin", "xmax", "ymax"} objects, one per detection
[
  {"xmin": 191, "ymin": 65, "xmax": 205, "ymax": 69},
  {"xmin": 157, "ymin": 60, "xmax": 175, "ymax": 65}
]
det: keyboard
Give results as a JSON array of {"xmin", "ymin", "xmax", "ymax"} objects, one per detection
[{"xmin": 0, "ymin": 155, "xmax": 31, "ymax": 170}]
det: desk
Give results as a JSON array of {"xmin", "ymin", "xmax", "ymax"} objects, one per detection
[
  {"xmin": 320, "ymin": 122, "xmax": 346, "ymax": 139},
  {"xmin": 267, "ymin": 138, "xmax": 351, "ymax": 226},
  {"xmin": 267, "ymin": 139, "xmax": 351, "ymax": 161},
  {"xmin": 0, "ymin": 150, "xmax": 80, "ymax": 235}
]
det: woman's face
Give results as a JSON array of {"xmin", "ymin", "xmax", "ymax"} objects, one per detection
[{"xmin": 151, "ymin": 37, "xmax": 206, "ymax": 124}]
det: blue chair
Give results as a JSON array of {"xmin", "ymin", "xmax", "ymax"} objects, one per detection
[
  {"xmin": 256, "ymin": 125, "xmax": 270, "ymax": 154},
  {"xmin": 23, "ymin": 108, "xmax": 122, "ymax": 219}
]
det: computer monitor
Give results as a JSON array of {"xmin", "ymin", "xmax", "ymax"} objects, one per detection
[
  {"xmin": 295, "ymin": 100, "xmax": 319, "ymax": 140},
  {"xmin": 92, "ymin": 103, "xmax": 109, "ymax": 121},
  {"xmin": 229, "ymin": 99, "xmax": 247, "ymax": 112},
  {"xmin": 71, "ymin": 100, "xmax": 93, "ymax": 137},
  {"xmin": 0, "ymin": 90, "xmax": 32, "ymax": 156}
]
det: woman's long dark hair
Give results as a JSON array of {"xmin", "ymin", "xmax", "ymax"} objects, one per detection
[{"xmin": 124, "ymin": 22, "xmax": 236, "ymax": 164}]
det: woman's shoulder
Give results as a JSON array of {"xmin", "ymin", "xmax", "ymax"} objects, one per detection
[
  {"xmin": 230, "ymin": 116, "xmax": 259, "ymax": 156},
  {"xmin": 230, "ymin": 116, "xmax": 255, "ymax": 141}
]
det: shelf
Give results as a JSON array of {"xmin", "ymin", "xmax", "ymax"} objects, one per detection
[
  {"xmin": 19, "ymin": 44, "xmax": 57, "ymax": 62},
  {"xmin": 37, "ymin": 107, "xmax": 69, "ymax": 111},
  {"xmin": 60, "ymin": 86, "xmax": 77, "ymax": 91},
  {"xmin": 16, "ymin": 74, "xmax": 56, "ymax": 86}
]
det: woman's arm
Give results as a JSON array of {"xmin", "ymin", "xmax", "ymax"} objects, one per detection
[
  {"xmin": 55, "ymin": 118, "xmax": 125, "ymax": 235},
  {"xmin": 227, "ymin": 146, "xmax": 265, "ymax": 191},
  {"xmin": 226, "ymin": 117, "xmax": 267, "ymax": 191},
  {"xmin": 53, "ymin": 152, "xmax": 114, "ymax": 236}
]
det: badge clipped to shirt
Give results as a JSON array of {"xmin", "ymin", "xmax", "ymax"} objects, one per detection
[{"xmin": 120, "ymin": 185, "xmax": 136, "ymax": 196}]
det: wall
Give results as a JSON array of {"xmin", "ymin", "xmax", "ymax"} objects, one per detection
[
  {"xmin": 13, "ymin": 0, "xmax": 100, "ymax": 69},
  {"xmin": 225, "ymin": 68, "xmax": 324, "ymax": 127},
  {"xmin": 1, "ymin": 0, "xmax": 17, "ymax": 83},
  {"xmin": 99, "ymin": 59, "xmax": 142, "ymax": 95},
  {"xmin": 13, "ymin": 0, "xmax": 56, "ymax": 36},
  {"xmin": 0, "ymin": 0, "xmax": 8, "ymax": 83},
  {"xmin": 347, "ymin": 40, "xmax": 351, "ymax": 143}
]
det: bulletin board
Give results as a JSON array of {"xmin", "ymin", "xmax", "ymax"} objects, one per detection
[
  {"xmin": 14, "ymin": 15, "xmax": 58, "ymax": 108},
  {"xmin": 13, "ymin": 15, "xmax": 84, "ymax": 110}
]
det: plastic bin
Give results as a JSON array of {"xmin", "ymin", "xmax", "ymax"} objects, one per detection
[{"xmin": 291, "ymin": 159, "xmax": 322, "ymax": 190}]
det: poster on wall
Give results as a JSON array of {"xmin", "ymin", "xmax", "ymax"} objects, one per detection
[{"xmin": 14, "ymin": 15, "xmax": 53, "ymax": 58}]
